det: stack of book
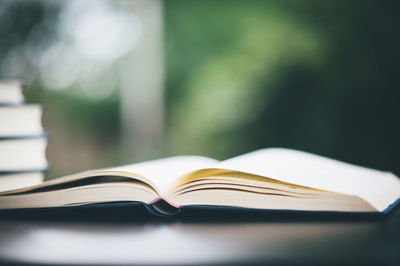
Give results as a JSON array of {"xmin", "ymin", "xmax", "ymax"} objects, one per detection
[{"xmin": 0, "ymin": 80, "xmax": 48, "ymax": 191}]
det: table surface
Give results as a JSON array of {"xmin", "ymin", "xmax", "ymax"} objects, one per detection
[{"xmin": 0, "ymin": 204, "xmax": 399, "ymax": 266}]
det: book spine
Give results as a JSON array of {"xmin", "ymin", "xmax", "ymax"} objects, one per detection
[
  {"xmin": 145, "ymin": 199, "xmax": 181, "ymax": 216},
  {"xmin": 0, "ymin": 133, "xmax": 50, "ymax": 141},
  {"xmin": 0, "ymin": 101, "xmax": 46, "ymax": 107},
  {"xmin": 0, "ymin": 168, "xmax": 50, "ymax": 175},
  {"xmin": 383, "ymin": 197, "xmax": 400, "ymax": 215}
]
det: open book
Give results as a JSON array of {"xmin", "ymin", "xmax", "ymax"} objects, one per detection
[{"xmin": 0, "ymin": 148, "xmax": 399, "ymax": 216}]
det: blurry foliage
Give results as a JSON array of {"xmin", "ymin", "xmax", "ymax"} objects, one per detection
[
  {"xmin": 165, "ymin": 0, "xmax": 400, "ymax": 174},
  {"xmin": 165, "ymin": 0, "xmax": 325, "ymax": 156}
]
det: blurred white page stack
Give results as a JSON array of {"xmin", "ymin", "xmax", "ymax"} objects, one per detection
[{"xmin": 0, "ymin": 80, "xmax": 48, "ymax": 191}]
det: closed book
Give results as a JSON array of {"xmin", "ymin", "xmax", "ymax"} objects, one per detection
[
  {"xmin": 0, "ymin": 79, "xmax": 24, "ymax": 104},
  {"xmin": 0, "ymin": 135, "xmax": 49, "ymax": 172},
  {"xmin": 0, "ymin": 171, "xmax": 45, "ymax": 192},
  {"xmin": 0, "ymin": 79, "xmax": 49, "ymax": 192},
  {"xmin": 0, "ymin": 103, "xmax": 44, "ymax": 137}
]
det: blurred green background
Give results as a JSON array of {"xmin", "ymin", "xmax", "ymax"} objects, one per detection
[{"xmin": 0, "ymin": 0, "xmax": 399, "ymax": 179}]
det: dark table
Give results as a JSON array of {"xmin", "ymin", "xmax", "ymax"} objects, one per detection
[{"xmin": 0, "ymin": 204, "xmax": 399, "ymax": 265}]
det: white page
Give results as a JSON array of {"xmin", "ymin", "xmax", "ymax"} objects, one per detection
[
  {"xmin": 218, "ymin": 148, "xmax": 400, "ymax": 212},
  {"xmin": 0, "ymin": 82, "xmax": 24, "ymax": 103},
  {"xmin": 0, "ymin": 138, "xmax": 48, "ymax": 171},
  {"xmin": 106, "ymin": 156, "xmax": 219, "ymax": 194},
  {"xmin": 0, "ymin": 105, "xmax": 43, "ymax": 136}
]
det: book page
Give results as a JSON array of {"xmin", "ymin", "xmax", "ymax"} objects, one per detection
[
  {"xmin": 217, "ymin": 148, "xmax": 400, "ymax": 212},
  {"xmin": 109, "ymin": 156, "xmax": 219, "ymax": 194},
  {"xmin": 0, "ymin": 156, "xmax": 219, "ymax": 199}
]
